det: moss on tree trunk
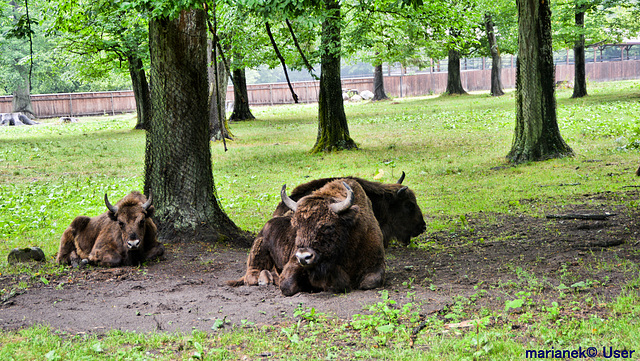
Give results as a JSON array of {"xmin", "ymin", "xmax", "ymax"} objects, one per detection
[
  {"xmin": 145, "ymin": 9, "xmax": 248, "ymax": 245},
  {"xmin": 311, "ymin": 0, "xmax": 357, "ymax": 153},
  {"xmin": 507, "ymin": 0, "xmax": 573, "ymax": 164}
]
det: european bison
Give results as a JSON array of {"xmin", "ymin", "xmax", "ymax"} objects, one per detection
[
  {"xmin": 56, "ymin": 191, "xmax": 164, "ymax": 267},
  {"xmin": 278, "ymin": 179, "xmax": 386, "ymax": 296},
  {"xmin": 272, "ymin": 172, "xmax": 426, "ymax": 247},
  {"xmin": 227, "ymin": 179, "xmax": 386, "ymax": 296}
]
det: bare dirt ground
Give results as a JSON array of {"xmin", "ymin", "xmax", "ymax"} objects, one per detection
[{"xmin": 1, "ymin": 191, "xmax": 639, "ymax": 335}]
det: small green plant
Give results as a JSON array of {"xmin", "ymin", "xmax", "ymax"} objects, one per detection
[{"xmin": 350, "ymin": 290, "xmax": 420, "ymax": 346}]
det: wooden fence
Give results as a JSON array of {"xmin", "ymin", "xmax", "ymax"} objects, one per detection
[
  {"xmin": 1, "ymin": 59, "xmax": 639, "ymax": 118},
  {"xmin": 0, "ymin": 91, "xmax": 136, "ymax": 118}
]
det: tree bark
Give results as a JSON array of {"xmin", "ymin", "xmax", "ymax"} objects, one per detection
[
  {"xmin": 507, "ymin": 0, "xmax": 573, "ymax": 164},
  {"xmin": 311, "ymin": 0, "xmax": 357, "ymax": 153},
  {"xmin": 146, "ymin": 9, "xmax": 248, "ymax": 245},
  {"xmin": 571, "ymin": 10, "xmax": 587, "ymax": 98},
  {"xmin": 12, "ymin": 82, "xmax": 35, "ymax": 118},
  {"xmin": 485, "ymin": 13, "xmax": 504, "ymax": 97},
  {"xmin": 127, "ymin": 54, "xmax": 151, "ymax": 130},
  {"xmin": 229, "ymin": 66, "xmax": 255, "ymax": 121},
  {"xmin": 372, "ymin": 64, "xmax": 389, "ymax": 101},
  {"xmin": 445, "ymin": 48, "xmax": 467, "ymax": 95}
]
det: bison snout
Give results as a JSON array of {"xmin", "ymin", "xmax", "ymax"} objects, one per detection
[
  {"xmin": 127, "ymin": 239, "xmax": 141, "ymax": 249},
  {"xmin": 295, "ymin": 248, "xmax": 317, "ymax": 266}
]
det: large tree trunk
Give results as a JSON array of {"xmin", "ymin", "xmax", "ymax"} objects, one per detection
[
  {"xmin": 445, "ymin": 48, "xmax": 467, "ymax": 95},
  {"xmin": 12, "ymin": 82, "xmax": 35, "ymax": 118},
  {"xmin": 229, "ymin": 66, "xmax": 255, "ymax": 121},
  {"xmin": 311, "ymin": 0, "xmax": 357, "ymax": 153},
  {"xmin": 372, "ymin": 64, "xmax": 389, "ymax": 101},
  {"xmin": 127, "ymin": 54, "xmax": 151, "ymax": 130},
  {"xmin": 485, "ymin": 13, "xmax": 504, "ymax": 97},
  {"xmin": 208, "ymin": 41, "xmax": 231, "ymax": 141},
  {"xmin": 507, "ymin": 0, "xmax": 573, "ymax": 164},
  {"xmin": 146, "ymin": 9, "xmax": 248, "ymax": 245},
  {"xmin": 571, "ymin": 10, "xmax": 587, "ymax": 98}
]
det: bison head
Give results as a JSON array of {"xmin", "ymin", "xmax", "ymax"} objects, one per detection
[
  {"xmin": 105, "ymin": 192, "xmax": 154, "ymax": 251},
  {"xmin": 281, "ymin": 182, "xmax": 356, "ymax": 269},
  {"xmin": 386, "ymin": 185, "xmax": 426, "ymax": 245}
]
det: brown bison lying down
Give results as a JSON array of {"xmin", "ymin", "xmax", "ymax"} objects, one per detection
[
  {"xmin": 272, "ymin": 173, "xmax": 426, "ymax": 247},
  {"xmin": 56, "ymin": 191, "xmax": 165, "ymax": 267},
  {"xmin": 229, "ymin": 179, "xmax": 385, "ymax": 296}
]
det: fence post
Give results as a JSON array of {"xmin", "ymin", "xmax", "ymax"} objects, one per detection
[
  {"xmin": 269, "ymin": 84, "xmax": 273, "ymax": 106},
  {"xmin": 111, "ymin": 92, "xmax": 115, "ymax": 115},
  {"xmin": 69, "ymin": 93, "xmax": 73, "ymax": 116}
]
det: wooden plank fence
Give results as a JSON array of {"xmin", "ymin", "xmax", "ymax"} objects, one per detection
[
  {"xmin": 1, "ymin": 59, "xmax": 639, "ymax": 118},
  {"xmin": 0, "ymin": 90, "xmax": 136, "ymax": 118}
]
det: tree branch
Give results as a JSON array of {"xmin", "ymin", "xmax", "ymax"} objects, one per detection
[
  {"xmin": 285, "ymin": 19, "xmax": 318, "ymax": 80},
  {"xmin": 265, "ymin": 22, "xmax": 299, "ymax": 103}
]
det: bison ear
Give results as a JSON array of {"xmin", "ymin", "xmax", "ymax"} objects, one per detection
[
  {"xmin": 397, "ymin": 186, "xmax": 408, "ymax": 196},
  {"xmin": 144, "ymin": 205, "xmax": 155, "ymax": 218}
]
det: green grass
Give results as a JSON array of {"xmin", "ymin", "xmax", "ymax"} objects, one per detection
[{"xmin": 1, "ymin": 80, "xmax": 640, "ymax": 359}]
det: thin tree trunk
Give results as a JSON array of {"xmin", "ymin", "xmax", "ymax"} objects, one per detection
[
  {"xmin": 485, "ymin": 13, "xmax": 504, "ymax": 97},
  {"xmin": 311, "ymin": 0, "xmax": 357, "ymax": 153},
  {"xmin": 571, "ymin": 10, "xmax": 587, "ymax": 98},
  {"xmin": 127, "ymin": 54, "xmax": 151, "ymax": 130},
  {"xmin": 445, "ymin": 48, "xmax": 467, "ymax": 95},
  {"xmin": 507, "ymin": 0, "xmax": 573, "ymax": 164},
  {"xmin": 372, "ymin": 64, "xmax": 389, "ymax": 101},
  {"xmin": 146, "ymin": 9, "xmax": 248, "ymax": 245},
  {"xmin": 229, "ymin": 66, "xmax": 255, "ymax": 121},
  {"xmin": 208, "ymin": 40, "xmax": 232, "ymax": 140}
]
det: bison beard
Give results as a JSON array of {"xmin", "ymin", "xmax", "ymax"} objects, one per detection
[
  {"xmin": 56, "ymin": 191, "xmax": 165, "ymax": 267},
  {"xmin": 228, "ymin": 179, "xmax": 385, "ymax": 296},
  {"xmin": 272, "ymin": 172, "xmax": 426, "ymax": 247}
]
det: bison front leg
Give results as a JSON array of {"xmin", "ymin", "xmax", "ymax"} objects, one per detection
[
  {"xmin": 279, "ymin": 260, "xmax": 312, "ymax": 296},
  {"xmin": 143, "ymin": 243, "xmax": 165, "ymax": 262},
  {"xmin": 359, "ymin": 266, "xmax": 385, "ymax": 290}
]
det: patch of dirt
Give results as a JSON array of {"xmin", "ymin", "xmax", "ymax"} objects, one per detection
[{"xmin": 1, "ymin": 192, "xmax": 639, "ymax": 334}]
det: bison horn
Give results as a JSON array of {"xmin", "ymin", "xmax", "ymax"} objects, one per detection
[
  {"xmin": 142, "ymin": 192, "xmax": 152, "ymax": 211},
  {"xmin": 104, "ymin": 194, "xmax": 118, "ymax": 214},
  {"xmin": 330, "ymin": 182, "xmax": 354, "ymax": 213},
  {"xmin": 281, "ymin": 184, "xmax": 298, "ymax": 212},
  {"xmin": 397, "ymin": 171, "xmax": 406, "ymax": 184}
]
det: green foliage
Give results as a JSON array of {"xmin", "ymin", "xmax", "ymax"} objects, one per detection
[
  {"xmin": 350, "ymin": 290, "xmax": 420, "ymax": 345},
  {"xmin": 551, "ymin": 0, "xmax": 635, "ymax": 49}
]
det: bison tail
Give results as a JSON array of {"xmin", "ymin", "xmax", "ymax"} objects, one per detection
[{"xmin": 226, "ymin": 278, "xmax": 245, "ymax": 287}]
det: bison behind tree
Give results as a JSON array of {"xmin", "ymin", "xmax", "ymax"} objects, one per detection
[
  {"xmin": 228, "ymin": 179, "xmax": 386, "ymax": 296},
  {"xmin": 272, "ymin": 172, "xmax": 426, "ymax": 247},
  {"xmin": 56, "ymin": 191, "xmax": 165, "ymax": 267}
]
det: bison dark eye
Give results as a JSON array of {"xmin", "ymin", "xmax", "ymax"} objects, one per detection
[{"xmin": 118, "ymin": 221, "xmax": 125, "ymax": 228}]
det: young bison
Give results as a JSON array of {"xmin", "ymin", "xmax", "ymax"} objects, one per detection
[{"xmin": 56, "ymin": 191, "xmax": 164, "ymax": 267}]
